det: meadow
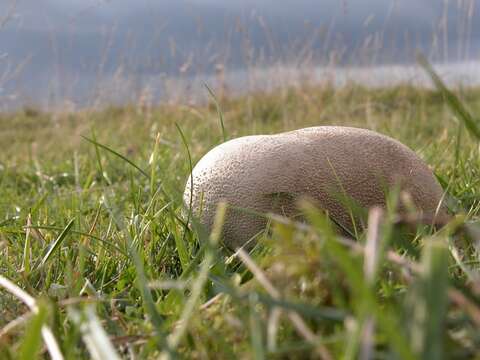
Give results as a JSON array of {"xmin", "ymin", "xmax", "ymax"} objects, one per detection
[{"xmin": 0, "ymin": 63, "xmax": 480, "ymax": 359}]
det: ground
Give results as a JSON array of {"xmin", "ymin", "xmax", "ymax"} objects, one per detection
[{"xmin": 0, "ymin": 81, "xmax": 479, "ymax": 359}]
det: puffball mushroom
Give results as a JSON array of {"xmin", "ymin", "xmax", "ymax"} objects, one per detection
[{"xmin": 183, "ymin": 126, "xmax": 445, "ymax": 249}]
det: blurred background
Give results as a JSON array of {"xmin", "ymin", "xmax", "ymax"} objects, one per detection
[{"xmin": 0, "ymin": 0, "xmax": 479, "ymax": 111}]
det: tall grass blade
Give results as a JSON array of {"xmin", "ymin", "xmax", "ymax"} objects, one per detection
[
  {"xmin": 90, "ymin": 129, "xmax": 109, "ymax": 184},
  {"xmin": 418, "ymin": 54, "xmax": 480, "ymax": 140},
  {"xmin": 150, "ymin": 132, "xmax": 161, "ymax": 198},
  {"xmin": 174, "ymin": 123, "xmax": 194, "ymax": 270},
  {"xmin": 249, "ymin": 293, "xmax": 265, "ymax": 360},
  {"xmin": 68, "ymin": 305, "xmax": 121, "ymax": 360},
  {"xmin": 19, "ymin": 303, "xmax": 47, "ymax": 360},
  {"xmin": 204, "ymin": 82, "xmax": 227, "ymax": 142},
  {"xmin": 411, "ymin": 238, "xmax": 449, "ymax": 360}
]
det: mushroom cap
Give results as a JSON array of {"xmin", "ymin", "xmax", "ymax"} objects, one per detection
[{"xmin": 183, "ymin": 126, "xmax": 445, "ymax": 249}]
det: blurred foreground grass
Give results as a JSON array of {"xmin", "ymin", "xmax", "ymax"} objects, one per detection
[{"xmin": 0, "ymin": 82, "xmax": 480, "ymax": 359}]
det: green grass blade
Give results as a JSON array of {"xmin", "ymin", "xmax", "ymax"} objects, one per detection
[
  {"xmin": 82, "ymin": 135, "xmax": 150, "ymax": 179},
  {"xmin": 27, "ymin": 225, "xmax": 128, "ymax": 257},
  {"xmin": 411, "ymin": 238, "xmax": 449, "ymax": 360},
  {"xmin": 167, "ymin": 203, "xmax": 226, "ymax": 347},
  {"xmin": 21, "ymin": 214, "xmax": 32, "ymax": 275},
  {"xmin": 150, "ymin": 132, "xmax": 161, "ymax": 198},
  {"xmin": 300, "ymin": 200, "xmax": 416, "ymax": 359},
  {"xmin": 19, "ymin": 303, "xmax": 47, "ymax": 360},
  {"xmin": 249, "ymin": 293, "xmax": 265, "ymax": 360},
  {"xmin": 174, "ymin": 123, "xmax": 194, "ymax": 271},
  {"xmin": 300, "ymin": 200, "xmax": 367, "ymax": 298},
  {"xmin": 40, "ymin": 218, "xmax": 75, "ymax": 267},
  {"xmin": 101, "ymin": 195, "xmax": 173, "ymax": 355}
]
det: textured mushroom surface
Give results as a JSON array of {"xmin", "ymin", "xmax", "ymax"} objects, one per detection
[{"xmin": 183, "ymin": 126, "xmax": 445, "ymax": 249}]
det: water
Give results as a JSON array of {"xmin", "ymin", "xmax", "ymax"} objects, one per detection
[
  {"xmin": 131, "ymin": 61, "xmax": 480, "ymax": 107},
  {"xmin": 2, "ymin": 61, "xmax": 480, "ymax": 112}
]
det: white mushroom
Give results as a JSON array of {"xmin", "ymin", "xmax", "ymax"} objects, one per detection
[{"xmin": 183, "ymin": 126, "xmax": 445, "ymax": 249}]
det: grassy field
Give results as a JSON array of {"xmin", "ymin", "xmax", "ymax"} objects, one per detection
[{"xmin": 1, "ymin": 72, "xmax": 480, "ymax": 359}]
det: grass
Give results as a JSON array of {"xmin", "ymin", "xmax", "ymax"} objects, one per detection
[{"xmin": 0, "ymin": 75, "xmax": 480, "ymax": 359}]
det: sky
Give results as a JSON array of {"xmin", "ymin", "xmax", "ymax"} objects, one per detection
[{"xmin": 0, "ymin": 0, "xmax": 478, "ymax": 109}]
